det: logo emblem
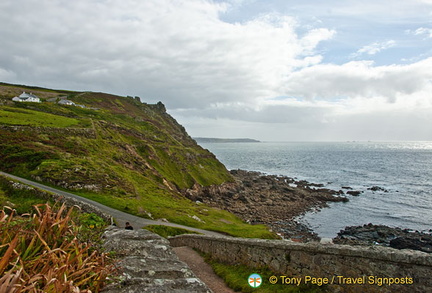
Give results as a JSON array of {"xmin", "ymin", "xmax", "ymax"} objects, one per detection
[{"xmin": 248, "ymin": 273, "xmax": 262, "ymax": 288}]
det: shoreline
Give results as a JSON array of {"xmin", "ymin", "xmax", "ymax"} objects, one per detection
[
  {"xmin": 184, "ymin": 169, "xmax": 349, "ymax": 241},
  {"xmin": 184, "ymin": 169, "xmax": 432, "ymax": 252}
]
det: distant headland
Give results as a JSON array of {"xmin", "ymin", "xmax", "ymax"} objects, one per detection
[{"xmin": 194, "ymin": 137, "xmax": 260, "ymax": 143}]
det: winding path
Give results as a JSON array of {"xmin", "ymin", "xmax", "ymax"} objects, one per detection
[{"xmin": 0, "ymin": 171, "xmax": 223, "ymax": 236}]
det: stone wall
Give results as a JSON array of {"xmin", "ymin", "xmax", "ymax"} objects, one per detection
[
  {"xmin": 0, "ymin": 125, "xmax": 96, "ymax": 138},
  {"xmin": 169, "ymin": 234, "xmax": 432, "ymax": 293},
  {"xmin": 1, "ymin": 176, "xmax": 113, "ymax": 224},
  {"xmin": 102, "ymin": 227, "xmax": 211, "ymax": 293}
]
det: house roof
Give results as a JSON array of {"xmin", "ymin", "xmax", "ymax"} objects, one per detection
[
  {"xmin": 13, "ymin": 92, "xmax": 40, "ymax": 102},
  {"xmin": 18, "ymin": 92, "xmax": 39, "ymax": 99},
  {"xmin": 58, "ymin": 99, "xmax": 75, "ymax": 105}
]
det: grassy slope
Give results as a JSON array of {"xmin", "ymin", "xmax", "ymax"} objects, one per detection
[{"xmin": 0, "ymin": 83, "xmax": 276, "ymax": 238}]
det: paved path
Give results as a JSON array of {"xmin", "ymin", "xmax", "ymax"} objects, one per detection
[{"xmin": 0, "ymin": 171, "xmax": 223, "ymax": 236}]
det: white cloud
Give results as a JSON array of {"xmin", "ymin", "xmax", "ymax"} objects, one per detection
[
  {"xmin": 352, "ymin": 40, "xmax": 396, "ymax": 57},
  {"xmin": 414, "ymin": 27, "xmax": 432, "ymax": 38},
  {"xmin": 300, "ymin": 28, "xmax": 336, "ymax": 53},
  {"xmin": 416, "ymin": 0, "xmax": 432, "ymax": 4},
  {"xmin": 283, "ymin": 58, "xmax": 432, "ymax": 102}
]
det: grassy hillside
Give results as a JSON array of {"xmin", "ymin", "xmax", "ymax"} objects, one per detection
[{"xmin": 0, "ymin": 82, "xmax": 275, "ymax": 238}]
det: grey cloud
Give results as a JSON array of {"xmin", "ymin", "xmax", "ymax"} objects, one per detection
[
  {"xmin": 0, "ymin": 0, "xmax": 331, "ymax": 109},
  {"xmin": 1, "ymin": 0, "xmax": 432, "ymax": 142},
  {"xmin": 172, "ymin": 102, "xmax": 330, "ymax": 124},
  {"xmin": 175, "ymin": 103, "xmax": 432, "ymax": 141}
]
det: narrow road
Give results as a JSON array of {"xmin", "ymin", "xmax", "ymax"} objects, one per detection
[{"xmin": 0, "ymin": 171, "xmax": 223, "ymax": 236}]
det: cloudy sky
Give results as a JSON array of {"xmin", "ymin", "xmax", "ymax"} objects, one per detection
[{"xmin": 1, "ymin": 0, "xmax": 432, "ymax": 141}]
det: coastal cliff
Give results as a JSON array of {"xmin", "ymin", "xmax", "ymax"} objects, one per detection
[{"xmin": 0, "ymin": 82, "xmax": 275, "ymax": 238}]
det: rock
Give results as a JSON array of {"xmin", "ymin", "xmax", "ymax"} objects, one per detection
[
  {"xmin": 182, "ymin": 169, "xmax": 349, "ymax": 241},
  {"xmin": 334, "ymin": 224, "xmax": 432, "ymax": 253},
  {"xmin": 390, "ymin": 237, "xmax": 432, "ymax": 253},
  {"xmin": 190, "ymin": 215, "xmax": 205, "ymax": 223},
  {"xmin": 347, "ymin": 190, "xmax": 362, "ymax": 196},
  {"xmin": 368, "ymin": 186, "xmax": 389, "ymax": 192}
]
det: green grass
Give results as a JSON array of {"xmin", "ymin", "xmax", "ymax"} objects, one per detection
[
  {"xmin": 144, "ymin": 225, "xmax": 201, "ymax": 238},
  {"xmin": 0, "ymin": 176, "xmax": 52, "ymax": 214},
  {"xmin": 206, "ymin": 258, "xmax": 327, "ymax": 293},
  {"xmin": 0, "ymin": 106, "xmax": 83, "ymax": 127},
  {"xmin": 0, "ymin": 173, "xmax": 271, "ymax": 240},
  {"xmin": 75, "ymin": 189, "xmax": 278, "ymax": 239}
]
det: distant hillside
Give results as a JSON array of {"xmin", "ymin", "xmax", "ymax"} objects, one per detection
[
  {"xmin": 0, "ymin": 82, "xmax": 274, "ymax": 237},
  {"xmin": 194, "ymin": 137, "xmax": 260, "ymax": 143}
]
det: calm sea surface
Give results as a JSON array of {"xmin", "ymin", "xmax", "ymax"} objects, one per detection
[{"xmin": 199, "ymin": 141, "xmax": 432, "ymax": 238}]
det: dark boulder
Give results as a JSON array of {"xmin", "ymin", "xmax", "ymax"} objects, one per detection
[
  {"xmin": 334, "ymin": 224, "xmax": 432, "ymax": 253},
  {"xmin": 347, "ymin": 190, "xmax": 362, "ymax": 196},
  {"xmin": 368, "ymin": 186, "xmax": 389, "ymax": 192},
  {"xmin": 390, "ymin": 237, "xmax": 432, "ymax": 253}
]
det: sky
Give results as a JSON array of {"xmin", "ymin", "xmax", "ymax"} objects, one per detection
[{"xmin": 1, "ymin": 0, "xmax": 431, "ymax": 141}]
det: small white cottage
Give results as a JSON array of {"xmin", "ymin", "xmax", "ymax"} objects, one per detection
[
  {"xmin": 58, "ymin": 99, "xmax": 76, "ymax": 106},
  {"xmin": 12, "ymin": 92, "xmax": 41, "ymax": 103}
]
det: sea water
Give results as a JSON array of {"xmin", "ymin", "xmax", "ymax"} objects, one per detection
[{"xmin": 199, "ymin": 141, "xmax": 432, "ymax": 238}]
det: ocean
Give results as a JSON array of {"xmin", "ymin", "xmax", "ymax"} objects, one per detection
[{"xmin": 198, "ymin": 141, "xmax": 432, "ymax": 238}]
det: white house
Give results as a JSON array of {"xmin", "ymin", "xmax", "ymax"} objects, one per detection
[
  {"xmin": 58, "ymin": 99, "xmax": 76, "ymax": 106},
  {"xmin": 12, "ymin": 92, "xmax": 41, "ymax": 103}
]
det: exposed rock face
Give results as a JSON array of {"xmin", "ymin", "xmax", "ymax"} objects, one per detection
[
  {"xmin": 184, "ymin": 169, "xmax": 348, "ymax": 240},
  {"xmin": 102, "ymin": 227, "xmax": 212, "ymax": 293},
  {"xmin": 334, "ymin": 224, "xmax": 432, "ymax": 253}
]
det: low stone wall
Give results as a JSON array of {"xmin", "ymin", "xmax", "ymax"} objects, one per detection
[
  {"xmin": 102, "ymin": 227, "xmax": 212, "ymax": 293},
  {"xmin": 1, "ymin": 176, "xmax": 113, "ymax": 224},
  {"xmin": 169, "ymin": 234, "xmax": 432, "ymax": 293},
  {"xmin": 0, "ymin": 125, "xmax": 96, "ymax": 138}
]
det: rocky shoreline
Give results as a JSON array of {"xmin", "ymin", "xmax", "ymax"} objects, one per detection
[
  {"xmin": 334, "ymin": 224, "xmax": 432, "ymax": 253},
  {"xmin": 184, "ymin": 169, "xmax": 349, "ymax": 241},
  {"xmin": 184, "ymin": 170, "xmax": 432, "ymax": 253}
]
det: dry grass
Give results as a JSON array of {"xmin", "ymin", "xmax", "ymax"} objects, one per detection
[{"xmin": 0, "ymin": 203, "xmax": 112, "ymax": 292}]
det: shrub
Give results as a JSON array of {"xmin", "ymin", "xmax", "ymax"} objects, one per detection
[{"xmin": 0, "ymin": 203, "xmax": 112, "ymax": 292}]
